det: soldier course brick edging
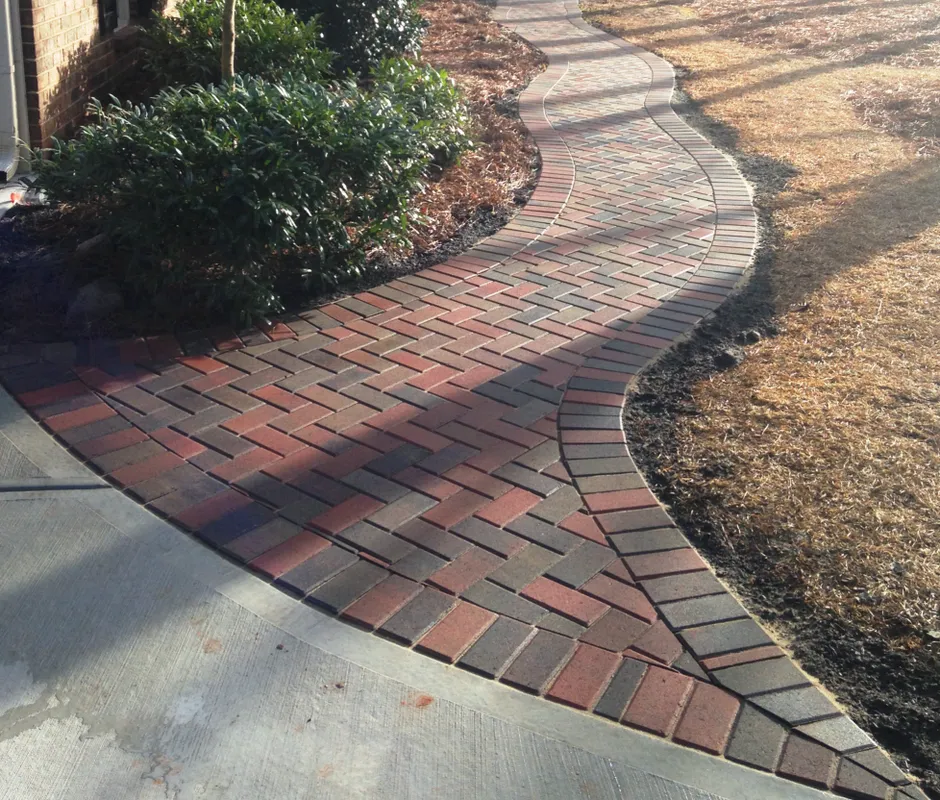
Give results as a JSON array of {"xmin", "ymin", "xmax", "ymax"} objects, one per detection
[{"xmin": 0, "ymin": 0, "xmax": 925, "ymax": 797}]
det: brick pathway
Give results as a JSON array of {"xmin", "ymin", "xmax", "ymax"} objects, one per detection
[{"xmin": 0, "ymin": 1, "xmax": 925, "ymax": 797}]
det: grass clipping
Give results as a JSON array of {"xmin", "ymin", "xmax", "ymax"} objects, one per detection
[
  {"xmin": 582, "ymin": 0, "xmax": 940, "ymax": 650},
  {"xmin": 413, "ymin": 0, "xmax": 547, "ymax": 251}
]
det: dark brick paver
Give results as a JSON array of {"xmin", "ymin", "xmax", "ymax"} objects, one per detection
[{"xmin": 0, "ymin": 0, "xmax": 918, "ymax": 795}]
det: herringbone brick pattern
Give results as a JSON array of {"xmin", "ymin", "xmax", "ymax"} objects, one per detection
[{"xmin": 0, "ymin": 1, "xmax": 922, "ymax": 796}]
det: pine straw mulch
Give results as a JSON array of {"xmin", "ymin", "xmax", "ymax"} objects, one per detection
[
  {"xmin": 581, "ymin": 0, "xmax": 940, "ymax": 652},
  {"xmin": 691, "ymin": 0, "xmax": 940, "ymax": 155},
  {"xmin": 850, "ymin": 79, "xmax": 940, "ymax": 156},
  {"xmin": 411, "ymin": 0, "xmax": 547, "ymax": 250},
  {"xmin": 691, "ymin": 0, "xmax": 940, "ymax": 68}
]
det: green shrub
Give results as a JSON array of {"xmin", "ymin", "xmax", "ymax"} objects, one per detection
[
  {"xmin": 280, "ymin": 0, "xmax": 427, "ymax": 76},
  {"xmin": 372, "ymin": 58, "xmax": 473, "ymax": 168},
  {"xmin": 35, "ymin": 79, "xmax": 439, "ymax": 324},
  {"xmin": 145, "ymin": 0, "xmax": 331, "ymax": 86}
]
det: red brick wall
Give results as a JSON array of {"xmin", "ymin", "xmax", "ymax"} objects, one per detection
[{"xmin": 18, "ymin": 0, "xmax": 145, "ymax": 148}]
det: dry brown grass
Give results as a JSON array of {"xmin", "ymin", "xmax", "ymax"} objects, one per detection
[
  {"xmin": 412, "ymin": 0, "xmax": 547, "ymax": 250},
  {"xmin": 690, "ymin": 0, "xmax": 940, "ymax": 156},
  {"xmin": 851, "ymin": 78, "xmax": 940, "ymax": 155},
  {"xmin": 581, "ymin": 0, "xmax": 940, "ymax": 649},
  {"xmin": 694, "ymin": 0, "xmax": 940, "ymax": 67}
]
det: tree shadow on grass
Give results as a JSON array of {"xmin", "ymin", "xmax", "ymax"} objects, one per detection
[{"xmin": 581, "ymin": 0, "xmax": 936, "ymax": 50}]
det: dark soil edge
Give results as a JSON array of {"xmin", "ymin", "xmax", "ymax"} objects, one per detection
[{"xmin": 614, "ymin": 62, "xmax": 940, "ymax": 795}]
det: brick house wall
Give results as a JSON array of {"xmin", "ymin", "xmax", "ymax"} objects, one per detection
[{"xmin": 17, "ymin": 0, "xmax": 169, "ymax": 148}]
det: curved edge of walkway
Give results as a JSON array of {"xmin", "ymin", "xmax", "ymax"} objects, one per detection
[
  {"xmin": 496, "ymin": 6, "xmax": 922, "ymax": 798},
  {"xmin": 0, "ymin": 383, "xmax": 834, "ymax": 800},
  {"xmin": 0, "ymin": 2, "xmax": 926, "ymax": 798}
]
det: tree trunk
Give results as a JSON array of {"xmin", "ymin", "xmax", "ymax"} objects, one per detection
[{"xmin": 221, "ymin": 0, "xmax": 236, "ymax": 80}]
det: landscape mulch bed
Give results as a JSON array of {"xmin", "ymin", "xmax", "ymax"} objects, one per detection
[
  {"xmin": 582, "ymin": 0, "xmax": 940, "ymax": 793},
  {"xmin": 411, "ymin": 0, "xmax": 547, "ymax": 249},
  {"xmin": 0, "ymin": 0, "xmax": 545, "ymax": 343}
]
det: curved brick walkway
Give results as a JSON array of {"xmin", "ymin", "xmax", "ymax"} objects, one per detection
[{"xmin": 0, "ymin": 1, "xmax": 924, "ymax": 798}]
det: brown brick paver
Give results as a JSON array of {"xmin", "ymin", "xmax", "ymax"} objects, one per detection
[{"xmin": 0, "ymin": 0, "xmax": 916, "ymax": 795}]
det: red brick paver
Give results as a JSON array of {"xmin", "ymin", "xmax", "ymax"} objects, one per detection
[
  {"xmin": 342, "ymin": 575, "xmax": 423, "ymax": 630},
  {"xmin": 546, "ymin": 643, "xmax": 619, "ymax": 710},
  {"xmin": 623, "ymin": 665, "xmax": 693, "ymax": 737},
  {"xmin": 522, "ymin": 577, "xmax": 609, "ymax": 626},
  {"xmin": 673, "ymin": 682, "xmax": 741, "ymax": 755},
  {"xmin": 417, "ymin": 601, "xmax": 498, "ymax": 662}
]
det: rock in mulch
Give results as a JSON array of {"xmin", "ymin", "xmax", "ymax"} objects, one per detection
[
  {"xmin": 714, "ymin": 346, "xmax": 745, "ymax": 369},
  {"xmin": 66, "ymin": 278, "xmax": 124, "ymax": 330},
  {"xmin": 75, "ymin": 233, "xmax": 110, "ymax": 259},
  {"xmin": 735, "ymin": 328, "xmax": 762, "ymax": 345}
]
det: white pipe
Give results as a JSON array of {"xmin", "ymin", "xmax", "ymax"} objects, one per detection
[
  {"xmin": 10, "ymin": 0, "xmax": 28, "ymax": 156},
  {"xmin": 0, "ymin": 0, "xmax": 25, "ymax": 179}
]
